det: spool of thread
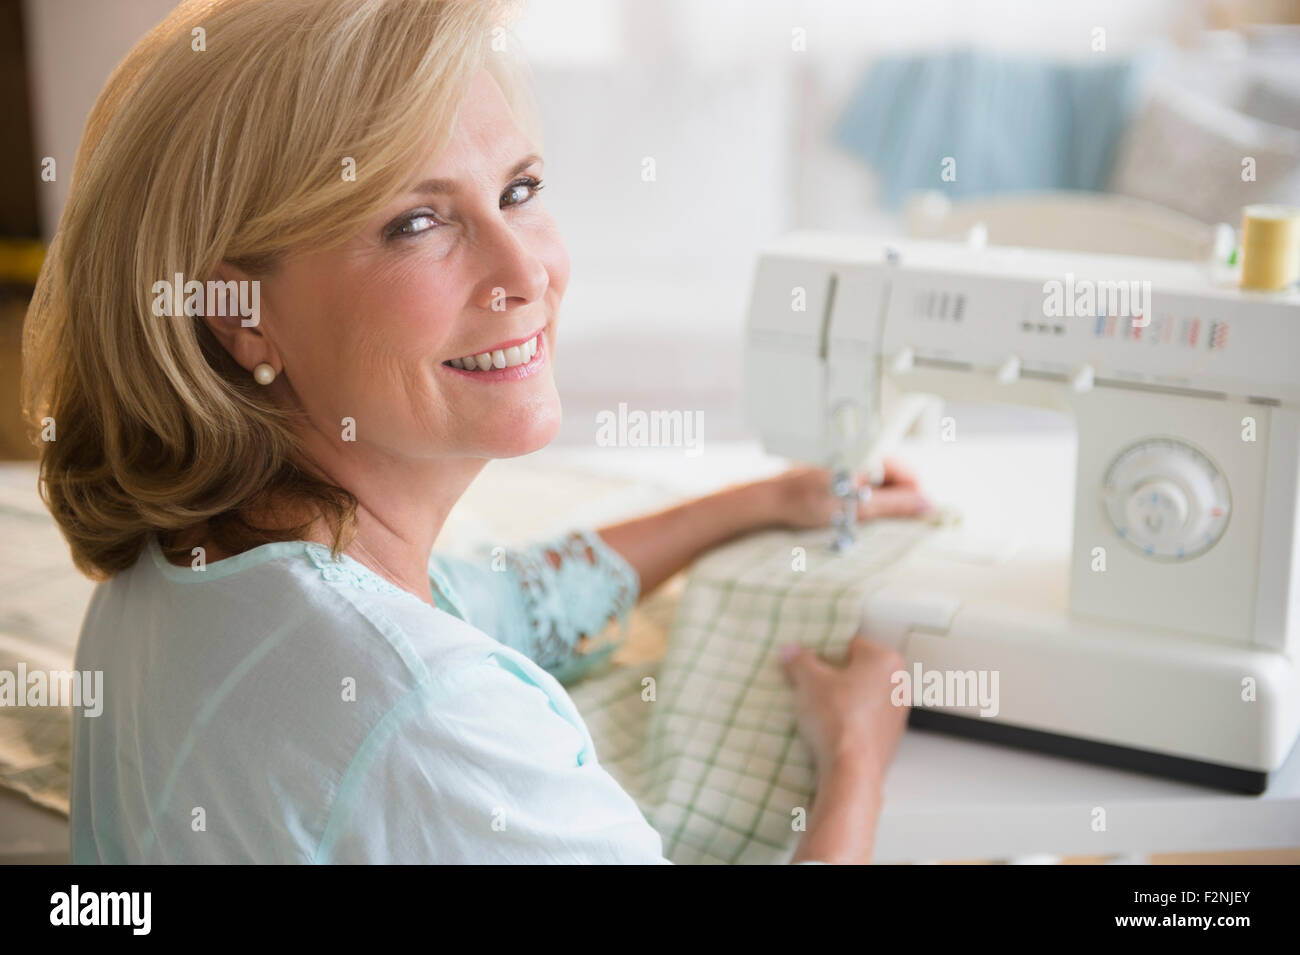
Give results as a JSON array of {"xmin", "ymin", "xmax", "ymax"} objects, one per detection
[{"xmin": 1240, "ymin": 204, "xmax": 1300, "ymax": 291}]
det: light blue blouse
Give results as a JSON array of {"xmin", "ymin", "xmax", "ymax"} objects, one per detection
[{"xmin": 69, "ymin": 528, "xmax": 671, "ymax": 864}]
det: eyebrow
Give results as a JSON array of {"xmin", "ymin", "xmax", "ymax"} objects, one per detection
[{"xmin": 405, "ymin": 154, "xmax": 543, "ymax": 196}]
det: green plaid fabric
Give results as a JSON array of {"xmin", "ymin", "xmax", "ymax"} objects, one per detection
[{"xmin": 568, "ymin": 518, "xmax": 941, "ymax": 864}]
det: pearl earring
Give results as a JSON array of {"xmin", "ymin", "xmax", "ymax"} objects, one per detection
[{"xmin": 253, "ymin": 363, "xmax": 276, "ymax": 385}]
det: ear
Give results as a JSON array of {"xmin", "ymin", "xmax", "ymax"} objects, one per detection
[{"xmin": 199, "ymin": 261, "xmax": 283, "ymax": 378}]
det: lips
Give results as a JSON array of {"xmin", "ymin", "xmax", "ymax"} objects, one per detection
[{"xmin": 443, "ymin": 330, "xmax": 542, "ymax": 371}]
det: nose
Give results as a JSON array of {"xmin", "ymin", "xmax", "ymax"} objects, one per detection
[{"xmin": 471, "ymin": 216, "xmax": 550, "ymax": 313}]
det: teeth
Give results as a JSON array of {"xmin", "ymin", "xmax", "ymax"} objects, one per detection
[{"xmin": 448, "ymin": 334, "xmax": 540, "ymax": 372}]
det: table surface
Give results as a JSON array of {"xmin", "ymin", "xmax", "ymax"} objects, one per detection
[
  {"xmin": 4, "ymin": 434, "xmax": 1298, "ymax": 863},
  {"xmin": 876, "ymin": 721, "xmax": 1300, "ymax": 862}
]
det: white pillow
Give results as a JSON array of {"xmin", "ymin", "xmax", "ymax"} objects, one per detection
[
  {"xmin": 1108, "ymin": 83, "xmax": 1300, "ymax": 225},
  {"xmin": 1239, "ymin": 76, "xmax": 1300, "ymax": 132}
]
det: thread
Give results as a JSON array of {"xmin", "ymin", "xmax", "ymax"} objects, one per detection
[{"xmin": 1240, "ymin": 204, "xmax": 1300, "ymax": 292}]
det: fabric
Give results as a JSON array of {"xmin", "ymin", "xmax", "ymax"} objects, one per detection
[
  {"xmin": 69, "ymin": 529, "xmax": 669, "ymax": 864},
  {"xmin": 0, "ymin": 464, "xmax": 97, "ymax": 815},
  {"xmin": 568, "ymin": 517, "xmax": 947, "ymax": 864},
  {"xmin": 834, "ymin": 48, "xmax": 1143, "ymax": 209}
]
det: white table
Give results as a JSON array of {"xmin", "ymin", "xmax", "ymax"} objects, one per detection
[{"xmin": 876, "ymin": 722, "xmax": 1300, "ymax": 863}]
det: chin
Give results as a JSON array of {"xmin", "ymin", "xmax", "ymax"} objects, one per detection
[{"xmin": 483, "ymin": 396, "xmax": 562, "ymax": 459}]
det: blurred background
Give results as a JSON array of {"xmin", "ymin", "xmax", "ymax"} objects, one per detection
[{"xmin": 1, "ymin": 0, "xmax": 1299, "ymax": 452}]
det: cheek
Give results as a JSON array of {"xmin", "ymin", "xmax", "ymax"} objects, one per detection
[
  {"xmin": 276, "ymin": 260, "xmax": 457, "ymax": 417},
  {"xmin": 357, "ymin": 256, "xmax": 459, "ymax": 347},
  {"xmin": 319, "ymin": 261, "xmax": 460, "ymax": 388}
]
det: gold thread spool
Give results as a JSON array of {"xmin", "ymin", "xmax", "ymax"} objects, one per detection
[{"xmin": 1240, "ymin": 204, "xmax": 1300, "ymax": 292}]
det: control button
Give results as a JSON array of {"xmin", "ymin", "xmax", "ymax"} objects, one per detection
[
  {"xmin": 891, "ymin": 347, "xmax": 915, "ymax": 374},
  {"xmin": 1070, "ymin": 363, "xmax": 1095, "ymax": 392},
  {"xmin": 1101, "ymin": 438, "xmax": 1231, "ymax": 560},
  {"xmin": 995, "ymin": 354, "xmax": 1021, "ymax": 384},
  {"xmin": 1125, "ymin": 479, "xmax": 1189, "ymax": 538}
]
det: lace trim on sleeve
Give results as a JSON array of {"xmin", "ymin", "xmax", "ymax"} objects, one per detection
[{"xmin": 500, "ymin": 528, "xmax": 640, "ymax": 673}]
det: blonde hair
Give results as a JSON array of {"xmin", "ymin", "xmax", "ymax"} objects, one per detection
[{"xmin": 22, "ymin": 0, "xmax": 539, "ymax": 579}]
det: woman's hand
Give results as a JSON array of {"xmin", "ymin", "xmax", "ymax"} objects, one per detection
[
  {"xmin": 594, "ymin": 458, "xmax": 930, "ymax": 602},
  {"xmin": 780, "ymin": 635, "xmax": 910, "ymax": 863},
  {"xmin": 765, "ymin": 458, "xmax": 931, "ymax": 531},
  {"xmin": 780, "ymin": 635, "xmax": 909, "ymax": 776}
]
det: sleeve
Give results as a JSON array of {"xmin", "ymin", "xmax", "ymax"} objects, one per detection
[
  {"xmin": 315, "ymin": 655, "xmax": 671, "ymax": 865},
  {"xmin": 430, "ymin": 528, "xmax": 640, "ymax": 684}
]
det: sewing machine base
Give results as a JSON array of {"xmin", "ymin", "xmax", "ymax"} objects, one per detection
[
  {"xmin": 861, "ymin": 546, "xmax": 1300, "ymax": 797},
  {"xmin": 906, "ymin": 708, "xmax": 1284, "ymax": 795}
]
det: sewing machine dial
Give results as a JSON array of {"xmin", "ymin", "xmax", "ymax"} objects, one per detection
[{"xmin": 1101, "ymin": 438, "xmax": 1231, "ymax": 560}]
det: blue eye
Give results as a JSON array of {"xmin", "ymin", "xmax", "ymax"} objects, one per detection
[
  {"xmin": 387, "ymin": 211, "xmax": 439, "ymax": 238},
  {"xmin": 384, "ymin": 176, "xmax": 546, "ymax": 241},
  {"xmin": 503, "ymin": 176, "xmax": 545, "ymax": 207}
]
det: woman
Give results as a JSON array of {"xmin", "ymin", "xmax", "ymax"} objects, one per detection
[{"xmin": 23, "ymin": 0, "xmax": 930, "ymax": 863}]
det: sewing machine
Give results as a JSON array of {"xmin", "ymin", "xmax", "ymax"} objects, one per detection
[{"xmin": 743, "ymin": 231, "xmax": 1300, "ymax": 794}]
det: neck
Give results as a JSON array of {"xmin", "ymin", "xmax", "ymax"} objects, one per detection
[
  {"xmin": 294, "ymin": 427, "xmax": 487, "ymax": 608},
  {"xmin": 164, "ymin": 428, "xmax": 487, "ymax": 606}
]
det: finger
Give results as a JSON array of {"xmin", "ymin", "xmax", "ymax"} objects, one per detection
[
  {"xmin": 777, "ymin": 643, "xmax": 828, "ymax": 685},
  {"xmin": 846, "ymin": 634, "xmax": 876, "ymax": 663},
  {"xmin": 777, "ymin": 643, "xmax": 804, "ymax": 685},
  {"xmin": 879, "ymin": 457, "xmax": 921, "ymax": 489},
  {"xmin": 848, "ymin": 635, "xmax": 906, "ymax": 676},
  {"xmin": 859, "ymin": 487, "xmax": 932, "ymax": 520},
  {"xmin": 853, "ymin": 459, "xmax": 920, "ymax": 496}
]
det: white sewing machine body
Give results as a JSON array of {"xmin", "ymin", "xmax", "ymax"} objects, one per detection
[{"xmin": 744, "ymin": 232, "xmax": 1300, "ymax": 793}]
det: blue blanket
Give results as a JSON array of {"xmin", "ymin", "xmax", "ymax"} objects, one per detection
[{"xmin": 834, "ymin": 47, "xmax": 1144, "ymax": 208}]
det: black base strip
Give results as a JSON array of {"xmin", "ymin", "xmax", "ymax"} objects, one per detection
[{"xmin": 907, "ymin": 707, "xmax": 1279, "ymax": 795}]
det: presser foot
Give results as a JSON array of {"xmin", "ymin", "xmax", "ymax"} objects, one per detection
[{"xmin": 828, "ymin": 469, "xmax": 861, "ymax": 554}]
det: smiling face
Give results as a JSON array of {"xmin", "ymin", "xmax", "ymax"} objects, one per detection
[{"xmin": 249, "ymin": 69, "xmax": 568, "ymax": 463}]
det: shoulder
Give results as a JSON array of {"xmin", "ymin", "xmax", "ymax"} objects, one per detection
[
  {"xmin": 315, "ymin": 653, "xmax": 669, "ymax": 864},
  {"xmin": 85, "ymin": 535, "xmax": 504, "ymax": 689},
  {"xmin": 74, "ymin": 536, "xmax": 561, "ymax": 862}
]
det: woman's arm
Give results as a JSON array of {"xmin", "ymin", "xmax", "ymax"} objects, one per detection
[
  {"xmin": 593, "ymin": 480, "xmax": 782, "ymax": 600},
  {"xmin": 594, "ymin": 461, "xmax": 931, "ymax": 600},
  {"xmin": 782, "ymin": 637, "xmax": 912, "ymax": 865},
  {"xmin": 790, "ymin": 753, "xmax": 885, "ymax": 864}
]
